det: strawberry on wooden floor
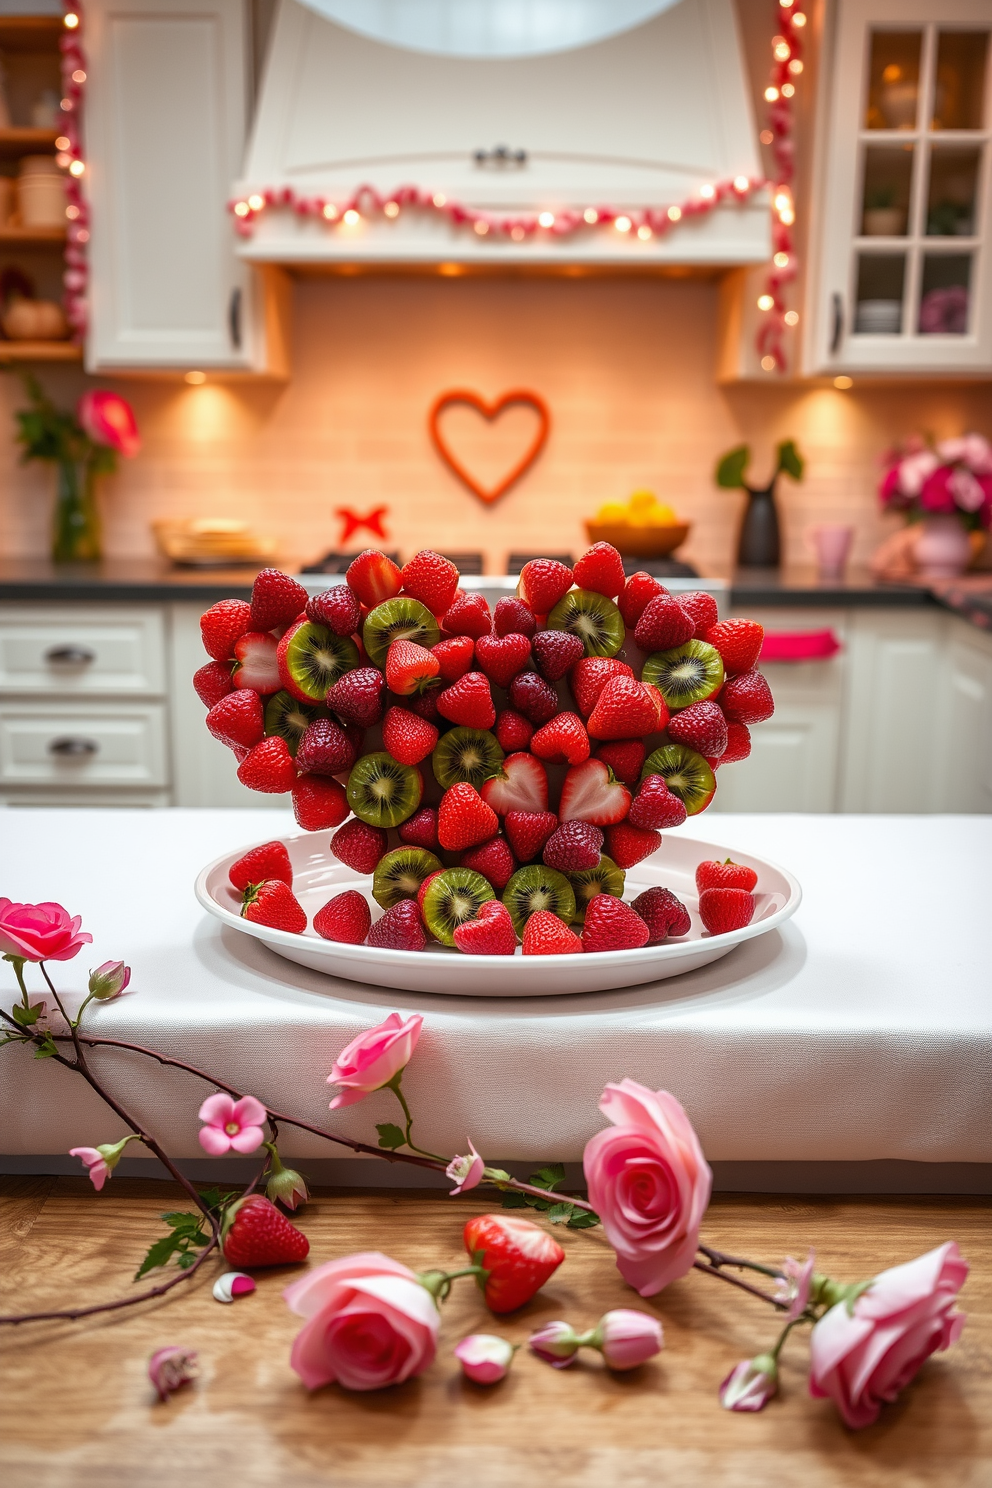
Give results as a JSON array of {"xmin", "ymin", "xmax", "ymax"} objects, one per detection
[
  {"xmin": 463, "ymin": 1213, "xmax": 566, "ymax": 1312},
  {"xmin": 222, "ymin": 1195, "xmax": 310, "ymax": 1267}
]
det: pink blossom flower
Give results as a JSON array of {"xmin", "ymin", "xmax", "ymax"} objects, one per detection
[
  {"xmin": 327, "ymin": 1013, "xmax": 423, "ymax": 1110},
  {"xmin": 775, "ymin": 1251, "xmax": 816, "ymax": 1321},
  {"xmin": 919, "ymin": 467, "xmax": 958, "ymax": 514},
  {"xmin": 197, "ymin": 1092, "xmax": 266, "ymax": 1155},
  {"xmin": 594, "ymin": 1309, "xmax": 664, "ymax": 1369},
  {"xmin": 283, "ymin": 1252, "xmax": 439, "ymax": 1391},
  {"xmin": 897, "ymin": 449, "xmax": 939, "ymax": 497},
  {"xmin": 69, "ymin": 1134, "xmax": 139, "ymax": 1190},
  {"xmin": 87, "ymin": 959, "xmax": 130, "ymax": 1000},
  {"xmin": 0, "ymin": 899, "xmax": 92, "ymax": 962},
  {"xmin": 446, "ymin": 1139, "xmax": 484, "ymax": 1195},
  {"xmin": 529, "ymin": 1319, "xmax": 582, "ymax": 1368},
  {"xmin": 454, "ymin": 1333, "xmax": 515, "ymax": 1384},
  {"xmin": 878, "ymin": 464, "xmax": 904, "ymax": 506},
  {"xmin": 809, "ymin": 1241, "xmax": 968, "ymax": 1430},
  {"xmin": 948, "ymin": 465, "xmax": 985, "ymax": 512},
  {"xmin": 77, "ymin": 390, "xmax": 140, "ymax": 458},
  {"xmin": 720, "ymin": 1354, "xmax": 778, "ymax": 1411},
  {"xmin": 582, "ymin": 1080, "xmax": 712, "ymax": 1297},
  {"xmin": 148, "ymin": 1346, "xmax": 198, "ymax": 1401}
]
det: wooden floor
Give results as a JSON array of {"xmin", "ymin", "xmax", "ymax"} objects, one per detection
[{"xmin": 0, "ymin": 1177, "xmax": 988, "ymax": 1487}]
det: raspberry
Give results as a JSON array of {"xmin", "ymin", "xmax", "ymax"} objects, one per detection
[
  {"xmin": 542, "ymin": 820, "xmax": 603, "ymax": 872},
  {"xmin": 581, "ymin": 895, "xmax": 650, "ymax": 953},
  {"xmin": 367, "ymin": 900, "xmax": 427, "ymax": 950},
  {"xmin": 331, "ymin": 819, "xmax": 388, "ymax": 874},
  {"xmin": 631, "ymin": 885, "xmax": 691, "ymax": 943},
  {"xmin": 532, "ymin": 629, "xmax": 585, "ymax": 682},
  {"xmin": 313, "ymin": 890, "xmax": 372, "ymax": 944}
]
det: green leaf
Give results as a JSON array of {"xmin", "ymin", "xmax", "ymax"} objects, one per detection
[
  {"xmin": 484, "ymin": 1167, "xmax": 512, "ymax": 1184},
  {"xmin": 135, "ymin": 1231, "xmax": 184, "ymax": 1281},
  {"xmin": 566, "ymin": 1209, "xmax": 602, "ymax": 1230},
  {"xmin": 176, "ymin": 1252, "xmax": 199, "ymax": 1270},
  {"xmin": 546, "ymin": 1202, "xmax": 574, "ymax": 1224},
  {"xmin": 33, "ymin": 1034, "xmax": 58, "ymax": 1059},
  {"xmin": 195, "ymin": 1186, "xmax": 237, "ymax": 1217},
  {"xmin": 529, "ymin": 1164, "xmax": 566, "ymax": 1192},
  {"xmin": 715, "ymin": 445, "xmax": 750, "ymax": 489},
  {"xmin": 11, "ymin": 1003, "xmax": 42, "ymax": 1028},
  {"xmin": 161, "ymin": 1209, "xmax": 205, "ymax": 1235},
  {"xmin": 500, "ymin": 1191, "xmax": 528, "ymax": 1210},
  {"xmin": 776, "ymin": 439, "xmax": 804, "ymax": 481},
  {"xmin": 376, "ymin": 1122, "xmax": 406, "ymax": 1151}
]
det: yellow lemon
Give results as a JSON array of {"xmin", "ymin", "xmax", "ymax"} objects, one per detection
[{"xmin": 596, "ymin": 502, "xmax": 629, "ymax": 522}]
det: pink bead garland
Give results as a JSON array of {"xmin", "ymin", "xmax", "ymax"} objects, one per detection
[
  {"xmin": 755, "ymin": 0, "xmax": 804, "ymax": 373},
  {"xmin": 60, "ymin": 2, "xmax": 88, "ymax": 342}
]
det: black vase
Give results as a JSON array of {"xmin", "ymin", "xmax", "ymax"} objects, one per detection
[{"xmin": 737, "ymin": 481, "xmax": 781, "ymax": 567}]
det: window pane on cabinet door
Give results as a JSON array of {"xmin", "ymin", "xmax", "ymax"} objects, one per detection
[
  {"xmin": 854, "ymin": 255, "xmax": 905, "ymax": 333},
  {"xmin": 932, "ymin": 31, "xmax": 989, "ymax": 130},
  {"xmin": 926, "ymin": 147, "xmax": 981, "ymax": 236},
  {"xmin": 918, "ymin": 255, "xmax": 972, "ymax": 333},
  {"xmin": 865, "ymin": 32, "xmax": 922, "ymax": 130},
  {"xmin": 861, "ymin": 146, "xmax": 913, "ymax": 236}
]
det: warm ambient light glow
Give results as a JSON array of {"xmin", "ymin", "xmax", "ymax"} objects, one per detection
[
  {"xmin": 637, "ymin": 224, "xmax": 652, "ymax": 239},
  {"xmin": 774, "ymin": 251, "xmax": 790, "ymax": 267},
  {"xmin": 343, "ymin": 208, "xmax": 360, "ymax": 225},
  {"xmin": 55, "ymin": 135, "xmax": 70, "ymax": 150},
  {"xmin": 64, "ymin": 11, "xmax": 79, "ymax": 27},
  {"xmin": 765, "ymin": 86, "xmax": 780, "ymax": 101},
  {"xmin": 538, "ymin": 211, "xmax": 555, "ymax": 228},
  {"xmin": 432, "ymin": 192, "xmax": 446, "ymax": 208},
  {"xmin": 761, "ymin": 355, "xmax": 777, "ymax": 370},
  {"xmin": 667, "ymin": 205, "xmax": 682, "ymax": 222},
  {"xmin": 784, "ymin": 309, "xmax": 799, "ymax": 326},
  {"xmin": 233, "ymin": 201, "xmax": 250, "ymax": 217},
  {"xmin": 792, "ymin": 11, "xmax": 807, "ymax": 24},
  {"xmin": 383, "ymin": 200, "xmax": 399, "ymax": 217},
  {"xmin": 614, "ymin": 216, "xmax": 631, "ymax": 232},
  {"xmin": 583, "ymin": 207, "xmax": 598, "ymax": 223},
  {"xmin": 322, "ymin": 203, "xmax": 338, "ymax": 220},
  {"xmin": 700, "ymin": 184, "xmax": 716, "ymax": 199},
  {"xmin": 834, "ymin": 376, "xmax": 853, "ymax": 389},
  {"xmin": 65, "ymin": 204, "xmax": 80, "ymax": 220},
  {"xmin": 760, "ymin": 129, "xmax": 774, "ymax": 144},
  {"xmin": 734, "ymin": 175, "xmax": 750, "ymax": 191},
  {"xmin": 510, "ymin": 225, "xmax": 525, "ymax": 240},
  {"xmin": 788, "ymin": 58, "xmax": 803, "ymax": 74},
  {"xmin": 68, "ymin": 159, "xmax": 85, "ymax": 177},
  {"xmin": 774, "ymin": 39, "xmax": 790, "ymax": 59},
  {"xmin": 757, "ymin": 294, "xmax": 775, "ymax": 310},
  {"xmin": 781, "ymin": 82, "xmax": 795, "ymax": 97},
  {"xmin": 72, "ymin": 69, "xmax": 86, "ymax": 83},
  {"xmin": 247, "ymin": 194, "xmax": 264, "ymax": 211},
  {"xmin": 56, "ymin": 152, "xmax": 70, "ymax": 168},
  {"xmin": 474, "ymin": 220, "xmax": 489, "ymax": 234},
  {"xmin": 185, "ymin": 371, "xmax": 206, "ymax": 385}
]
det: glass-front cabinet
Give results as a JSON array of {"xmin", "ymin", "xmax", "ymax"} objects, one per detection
[{"xmin": 807, "ymin": 0, "xmax": 991, "ymax": 374}]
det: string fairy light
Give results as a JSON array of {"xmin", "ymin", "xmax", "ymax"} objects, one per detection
[
  {"xmin": 59, "ymin": 1, "xmax": 88, "ymax": 341},
  {"xmin": 755, "ymin": 0, "xmax": 804, "ymax": 373}
]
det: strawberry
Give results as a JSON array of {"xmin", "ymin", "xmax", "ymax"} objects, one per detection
[
  {"xmin": 241, "ymin": 879, "xmax": 307, "ymax": 933},
  {"xmin": 573, "ymin": 541, "xmax": 626, "ymax": 598},
  {"xmin": 631, "ymin": 885, "xmax": 691, "ymax": 942},
  {"xmin": 474, "ymin": 633, "xmax": 532, "ymax": 689},
  {"xmin": 494, "ymin": 709, "xmax": 534, "ymax": 752},
  {"xmin": 463, "ymin": 1213, "xmax": 565, "ymax": 1314},
  {"xmin": 367, "ymin": 900, "xmax": 427, "ymax": 950},
  {"xmin": 594, "ymin": 739, "xmax": 645, "ymax": 788},
  {"xmin": 504, "ymin": 811, "xmax": 558, "ymax": 863},
  {"xmin": 695, "ymin": 858, "xmax": 758, "ymax": 892},
  {"xmin": 229, "ymin": 840, "xmax": 293, "ymax": 893},
  {"xmin": 530, "ymin": 712, "xmax": 591, "ymax": 766},
  {"xmin": 437, "ymin": 672, "xmax": 496, "ymax": 729},
  {"xmin": 326, "ymin": 666, "xmax": 385, "ymax": 727},
  {"xmin": 698, "ymin": 887, "xmax": 755, "ymax": 935},
  {"xmin": 459, "ymin": 836, "xmax": 517, "ymax": 894},
  {"xmin": 193, "ymin": 659, "xmax": 234, "ymax": 709},
  {"xmin": 569, "ymin": 657, "xmax": 634, "ymax": 718},
  {"xmin": 543, "ymin": 820, "xmax": 603, "ymax": 872},
  {"xmin": 604, "ymin": 822, "xmax": 661, "ymax": 869},
  {"xmin": 559, "ymin": 758, "xmax": 631, "ymax": 825},
  {"xmin": 722, "ymin": 721, "xmax": 752, "ymax": 764},
  {"xmin": 587, "ymin": 676, "xmax": 665, "ymax": 741},
  {"xmin": 522, "ymin": 911, "xmax": 584, "ymax": 956},
  {"xmin": 306, "ymin": 584, "xmax": 362, "ymax": 637},
  {"xmin": 628, "ymin": 774, "xmax": 687, "ymax": 829},
  {"xmin": 517, "ymin": 558, "xmax": 574, "ymax": 614},
  {"xmin": 249, "ymin": 568, "xmax": 308, "ymax": 632},
  {"xmin": 634, "ymin": 594, "xmax": 696, "ymax": 652},
  {"xmin": 206, "ymin": 689, "xmax": 264, "ymax": 751},
  {"xmin": 398, "ymin": 806, "xmax": 441, "ymax": 852},
  {"xmin": 236, "ymin": 736, "xmax": 296, "ymax": 793},
  {"xmin": 507, "ymin": 670, "xmax": 559, "ymax": 725},
  {"xmin": 222, "ymin": 1194, "xmax": 310, "ymax": 1267},
  {"xmin": 704, "ymin": 619, "xmax": 764, "ymax": 676},
  {"xmin": 532, "ymin": 629, "xmax": 585, "ymax": 682},
  {"xmin": 480, "ymin": 752, "xmax": 549, "ymax": 815},
  {"xmin": 386, "ymin": 639, "xmax": 441, "ymax": 696},
  {"xmin": 720, "ymin": 670, "xmax": 774, "ymax": 725},
  {"xmin": 442, "ymin": 592, "xmax": 492, "ymax": 639},
  {"xmin": 382, "ymin": 705, "xmax": 439, "ymax": 766},
  {"xmin": 314, "ymin": 889, "xmax": 372, "ymax": 944},
  {"xmin": 581, "ymin": 895, "xmax": 650, "ymax": 953},
  {"xmin": 667, "ymin": 700, "xmax": 728, "ymax": 758},
  {"xmin": 432, "ymin": 635, "xmax": 475, "ymax": 683},
  {"xmin": 296, "ymin": 717, "xmax": 357, "ymax": 775},
  {"xmin": 493, "ymin": 596, "xmax": 537, "ymax": 638},
  {"xmin": 232, "ymin": 632, "xmax": 281, "ymax": 694},
  {"xmin": 200, "ymin": 598, "xmax": 251, "ymax": 660},
  {"xmin": 677, "ymin": 590, "xmax": 720, "ymax": 638},
  {"xmin": 331, "ymin": 818, "xmax": 388, "ymax": 874},
  {"xmin": 292, "ymin": 773, "xmax": 349, "ymax": 831},
  {"xmin": 452, "ymin": 899, "xmax": 517, "ymax": 956},
  {"xmin": 346, "ymin": 549, "xmax": 403, "ymax": 607},
  {"xmin": 618, "ymin": 572, "xmax": 666, "ymax": 627},
  {"xmin": 438, "ymin": 783, "xmax": 499, "ymax": 851},
  {"xmin": 405, "ymin": 688, "xmax": 441, "ymax": 723},
  {"xmin": 401, "ymin": 549, "xmax": 459, "ymax": 614}
]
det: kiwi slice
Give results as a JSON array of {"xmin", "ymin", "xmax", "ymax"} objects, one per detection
[
  {"xmin": 640, "ymin": 743, "xmax": 716, "ymax": 815},
  {"xmin": 372, "ymin": 847, "xmax": 443, "ymax": 910},
  {"xmin": 547, "ymin": 588, "xmax": 625, "ymax": 659},
  {"xmin": 642, "ymin": 640, "xmax": 724, "ymax": 712},
  {"xmin": 346, "ymin": 751, "xmax": 423, "ymax": 828},
  {"xmin": 363, "ymin": 597, "xmax": 441, "ymax": 668},
  {"xmin": 567, "ymin": 855, "xmax": 626, "ymax": 923},
  {"xmin": 283, "ymin": 621, "xmax": 360, "ymax": 703},
  {"xmin": 502, "ymin": 865, "xmax": 576, "ymax": 937},
  {"xmin": 422, "ymin": 867, "xmax": 495, "ymax": 947},
  {"xmin": 264, "ymin": 690, "xmax": 323, "ymax": 757},
  {"xmin": 432, "ymin": 726, "xmax": 504, "ymax": 790}
]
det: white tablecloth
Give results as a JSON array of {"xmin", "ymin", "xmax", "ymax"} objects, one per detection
[{"xmin": 1, "ymin": 810, "xmax": 989, "ymax": 1167}]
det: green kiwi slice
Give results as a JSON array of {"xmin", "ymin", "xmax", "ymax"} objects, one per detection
[
  {"xmin": 283, "ymin": 621, "xmax": 360, "ymax": 703},
  {"xmin": 567, "ymin": 855, "xmax": 626, "ymax": 923},
  {"xmin": 640, "ymin": 743, "xmax": 716, "ymax": 815},
  {"xmin": 372, "ymin": 847, "xmax": 443, "ymax": 910},
  {"xmin": 422, "ymin": 867, "xmax": 495, "ymax": 947},
  {"xmin": 432, "ymin": 727, "xmax": 504, "ymax": 790},
  {"xmin": 642, "ymin": 640, "xmax": 724, "ymax": 712},
  {"xmin": 264, "ymin": 690, "xmax": 324, "ymax": 757},
  {"xmin": 502, "ymin": 865, "xmax": 576, "ymax": 937},
  {"xmin": 363, "ymin": 597, "xmax": 441, "ymax": 668},
  {"xmin": 547, "ymin": 588, "xmax": 625, "ymax": 659},
  {"xmin": 346, "ymin": 751, "xmax": 423, "ymax": 828}
]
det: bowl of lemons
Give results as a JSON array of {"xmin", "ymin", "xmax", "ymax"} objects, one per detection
[{"xmin": 585, "ymin": 491, "xmax": 690, "ymax": 559}]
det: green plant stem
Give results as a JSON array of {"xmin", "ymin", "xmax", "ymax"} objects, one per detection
[{"xmin": 387, "ymin": 1075, "xmax": 448, "ymax": 1162}]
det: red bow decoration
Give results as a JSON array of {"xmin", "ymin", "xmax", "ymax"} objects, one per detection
[{"xmin": 336, "ymin": 507, "xmax": 389, "ymax": 544}]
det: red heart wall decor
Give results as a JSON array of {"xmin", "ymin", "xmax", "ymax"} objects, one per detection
[{"xmin": 429, "ymin": 389, "xmax": 551, "ymax": 505}]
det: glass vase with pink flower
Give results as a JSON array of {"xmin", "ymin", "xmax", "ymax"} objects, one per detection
[{"xmin": 878, "ymin": 433, "xmax": 992, "ymax": 579}]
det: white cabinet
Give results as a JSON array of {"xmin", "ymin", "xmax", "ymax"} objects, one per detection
[{"xmin": 936, "ymin": 625, "xmax": 992, "ymax": 810}]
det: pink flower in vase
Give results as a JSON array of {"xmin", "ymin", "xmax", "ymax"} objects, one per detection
[
  {"xmin": 197, "ymin": 1092, "xmax": 267, "ymax": 1155},
  {"xmin": 327, "ymin": 1012, "xmax": 423, "ymax": 1110},
  {"xmin": 897, "ymin": 449, "xmax": 939, "ymax": 498},
  {"xmin": 878, "ymin": 464, "xmax": 905, "ymax": 507},
  {"xmin": 919, "ymin": 467, "xmax": 958, "ymax": 515},
  {"xmin": 0, "ymin": 899, "xmax": 92, "ymax": 962},
  {"xmin": 77, "ymin": 390, "xmax": 140, "ymax": 458},
  {"xmin": 947, "ymin": 466, "xmax": 985, "ymax": 513}
]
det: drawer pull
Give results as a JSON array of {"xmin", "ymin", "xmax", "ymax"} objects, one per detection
[
  {"xmin": 45, "ymin": 644, "xmax": 96, "ymax": 666},
  {"xmin": 48, "ymin": 735, "xmax": 99, "ymax": 758}
]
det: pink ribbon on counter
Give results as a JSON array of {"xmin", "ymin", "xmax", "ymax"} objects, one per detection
[{"xmin": 759, "ymin": 630, "xmax": 841, "ymax": 663}]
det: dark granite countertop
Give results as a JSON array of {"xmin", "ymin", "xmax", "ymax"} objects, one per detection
[{"xmin": 727, "ymin": 566, "xmax": 935, "ymax": 609}]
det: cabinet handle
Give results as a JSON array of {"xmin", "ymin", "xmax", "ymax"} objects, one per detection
[
  {"xmin": 830, "ymin": 293, "xmax": 844, "ymax": 354},
  {"xmin": 48, "ymin": 735, "xmax": 99, "ymax": 757},
  {"xmin": 44, "ymin": 644, "xmax": 96, "ymax": 666},
  {"xmin": 228, "ymin": 286, "xmax": 242, "ymax": 350}
]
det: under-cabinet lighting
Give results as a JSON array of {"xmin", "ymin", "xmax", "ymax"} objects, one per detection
[
  {"xmin": 833, "ymin": 376, "xmax": 853, "ymax": 390},
  {"xmin": 185, "ymin": 371, "xmax": 206, "ymax": 385}
]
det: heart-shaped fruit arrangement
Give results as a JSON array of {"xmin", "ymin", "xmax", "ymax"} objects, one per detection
[{"xmin": 195, "ymin": 545, "xmax": 774, "ymax": 955}]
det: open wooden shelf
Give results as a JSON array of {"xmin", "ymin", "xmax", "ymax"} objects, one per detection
[
  {"xmin": 0, "ymin": 224, "xmax": 66, "ymax": 245},
  {"xmin": 0, "ymin": 340, "xmax": 81, "ymax": 363},
  {"xmin": 0, "ymin": 18, "xmax": 63, "ymax": 52},
  {"xmin": 0, "ymin": 128, "xmax": 59, "ymax": 161}
]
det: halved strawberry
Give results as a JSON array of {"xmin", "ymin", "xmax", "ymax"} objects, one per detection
[
  {"xmin": 206, "ymin": 688, "xmax": 264, "ymax": 751},
  {"xmin": 504, "ymin": 811, "xmax": 558, "ymax": 863},
  {"xmin": 385, "ymin": 639, "xmax": 441, "ymax": 696},
  {"xmin": 438, "ymin": 783, "xmax": 499, "ymax": 851},
  {"xmin": 346, "ymin": 550, "xmax": 402, "ymax": 607},
  {"xmin": 229, "ymin": 840, "xmax": 293, "ymax": 892},
  {"xmin": 559, "ymin": 758, "xmax": 631, "ymax": 825},
  {"xmin": 704, "ymin": 619, "xmax": 764, "ymax": 676},
  {"xmin": 200, "ymin": 598, "xmax": 251, "ymax": 661},
  {"xmin": 587, "ymin": 676, "xmax": 665, "ymax": 741},
  {"xmin": 459, "ymin": 835, "xmax": 517, "ymax": 894},
  {"xmin": 463, "ymin": 1213, "xmax": 565, "ymax": 1313},
  {"xmin": 432, "ymin": 635, "xmax": 475, "ymax": 683},
  {"xmin": 442, "ymin": 592, "xmax": 492, "ymax": 639},
  {"xmin": 292, "ymin": 773, "xmax": 349, "ymax": 832},
  {"xmin": 249, "ymin": 568, "xmax": 309, "ymax": 632},
  {"xmin": 475, "ymin": 633, "xmax": 532, "ymax": 688},
  {"xmin": 594, "ymin": 739, "xmax": 645, "ymax": 788},
  {"xmin": 493, "ymin": 596, "xmax": 537, "ymax": 638},
  {"xmin": 604, "ymin": 822, "xmax": 662, "ymax": 869},
  {"xmin": 241, "ymin": 879, "xmax": 307, "ymax": 933},
  {"xmin": 617, "ymin": 572, "xmax": 665, "ymax": 627},
  {"xmin": 480, "ymin": 752, "xmax": 549, "ymax": 815},
  {"xmin": 569, "ymin": 657, "xmax": 634, "ymax": 718},
  {"xmin": 401, "ymin": 549, "xmax": 459, "ymax": 614},
  {"xmin": 382, "ymin": 705, "xmax": 439, "ymax": 765},
  {"xmin": 436, "ymin": 671, "xmax": 496, "ymax": 729},
  {"xmin": 193, "ymin": 659, "xmax": 234, "ymax": 709},
  {"xmin": 572, "ymin": 542, "xmax": 626, "ymax": 598},
  {"xmin": 530, "ymin": 712, "xmax": 591, "ymax": 766},
  {"xmin": 517, "ymin": 558, "xmax": 573, "ymax": 614},
  {"xmin": 232, "ymin": 632, "xmax": 281, "ymax": 694}
]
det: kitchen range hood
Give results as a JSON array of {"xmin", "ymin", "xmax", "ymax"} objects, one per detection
[{"xmin": 236, "ymin": 0, "xmax": 770, "ymax": 266}]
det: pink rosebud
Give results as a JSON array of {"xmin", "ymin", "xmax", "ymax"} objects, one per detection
[
  {"xmin": 720, "ymin": 1354, "xmax": 778, "ymax": 1412},
  {"xmin": 326, "ymin": 1013, "xmax": 423, "ymax": 1110},
  {"xmin": 529, "ymin": 1320, "xmax": 582, "ymax": 1368},
  {"xmin": 212, "ymin": 1271, "xmax": 257, "ymax": 1303},
  {"xmin": 87, "ymin": 959, "xmax": 131, "ymax": 1000},
  {"xmin": 454, "ymin": 1333, "xmax": 515, "ymax": 1384},
  {"xmin": 197, "ymin": 1092, "xmax": 266, "ymax": 1155},
  {"xmin": 775, "ymin": 1251, "xmax": 816, "ymax": 1321},
  {"xmin": 919, "ymin": 467, "xmax": 957, "ymax": 514},
  {"xmin": 77, "ymin": 389, "xmax": 140, "ymax": 457},
  {"xmin": 0, "ymin": 899, "xmax": 92, "ymax": 962},
  {"xmin": 446, "ymin": 1139, "xmax": 484, "ymax": 1196},
  {"xmin": 265, "ymin": 1148, "xmax": 309, "ymax": 1210},
  {"xmin": 593, "ymin": 1309, "xmax": 664, "ymax": 1370},
  {"xmin": 148, "ymin": 1346, "xmax": 198, "ymax": 1401},
  {"xmin": 69, "ymin": 1134, "xmax": 139, "ymax": 1190}
]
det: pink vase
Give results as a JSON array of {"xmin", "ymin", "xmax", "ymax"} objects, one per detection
[{"xmin": 915, "ymin": 515, "xmax": 972, "ymax": 579}]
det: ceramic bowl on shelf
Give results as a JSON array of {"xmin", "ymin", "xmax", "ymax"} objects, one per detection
[
  {"xmin": 584, "ymin": 521, "xmax": 690, "ymax": 559},
  {"xmin": 195, "ymin": 830, "xmax": 801, "ymax": 998}
]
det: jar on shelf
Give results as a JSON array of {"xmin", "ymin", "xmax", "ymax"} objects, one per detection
[{"xmin": 17, "ymin": 155, "xmax": 66, "ymax": 228}]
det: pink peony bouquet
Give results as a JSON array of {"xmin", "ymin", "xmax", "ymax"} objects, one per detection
[{"xmin": 879, "ymin": 433, "xmax": 992, "ymax": 530}]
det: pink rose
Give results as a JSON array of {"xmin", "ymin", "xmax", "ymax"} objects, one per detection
[
  {"xmin": 197, "ymin": 1092, "xmax": 267, "ymax": 1155},
  {"xmin": 720, "ymin": 1354, "xmax": 778, "ymax": 1412},
  {"xmin": 327, "ymin": 1013, "xmax": 423, "ymax": 1110},
  {"xmin": 77, "ymin": 390, "xmax": 140, "ymax": 457},
  {"xmin": 809, "ymin": 1242, "xmax": 968, "ymax": 1429},
  {"xmin": 284, "ymin": 1252, "xmax": 439, "ymax": 1391},
  {"xmin": 878, "ymin": 465, "xmax": 903, "ymax": 506},
  {"xmin": 454, "ymin": 1333, "xmax": 515, "ymax": 1384},
  {"xmin": 446, "ymin": 1139, "xmax": 484, "ymax": 1195},
  {"xmin": 583, "ymin": 1080, "xmax": 712, "ymax": 1297},
  {"xmin": 0, "ymin": 899, "xmax": 92, "ymax": 962},
  {"xmin": 919, "ymin": 467, "xmax": 957, "ymax": 514}
]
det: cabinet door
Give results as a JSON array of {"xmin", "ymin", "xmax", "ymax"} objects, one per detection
[
  {"xmin": 936, "ymin": 628, "xmax": 992, "ymax": 811},
  {"xmin": 84, "ymin": 0, "xmax": 256, "ymax": 369}
]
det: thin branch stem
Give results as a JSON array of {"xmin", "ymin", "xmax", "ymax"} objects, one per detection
[
  {"xmin": 698, "ymin": 1242, "xmax": 784, "ymax": 1280},
  {"xmin": 692, "ymin": 1259, "xmax": 786, "ymax": 1309}
]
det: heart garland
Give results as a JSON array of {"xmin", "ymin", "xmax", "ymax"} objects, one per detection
[{"xmin": 429, "ymin": 389, "xmax": 550, "ymax": 505}]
